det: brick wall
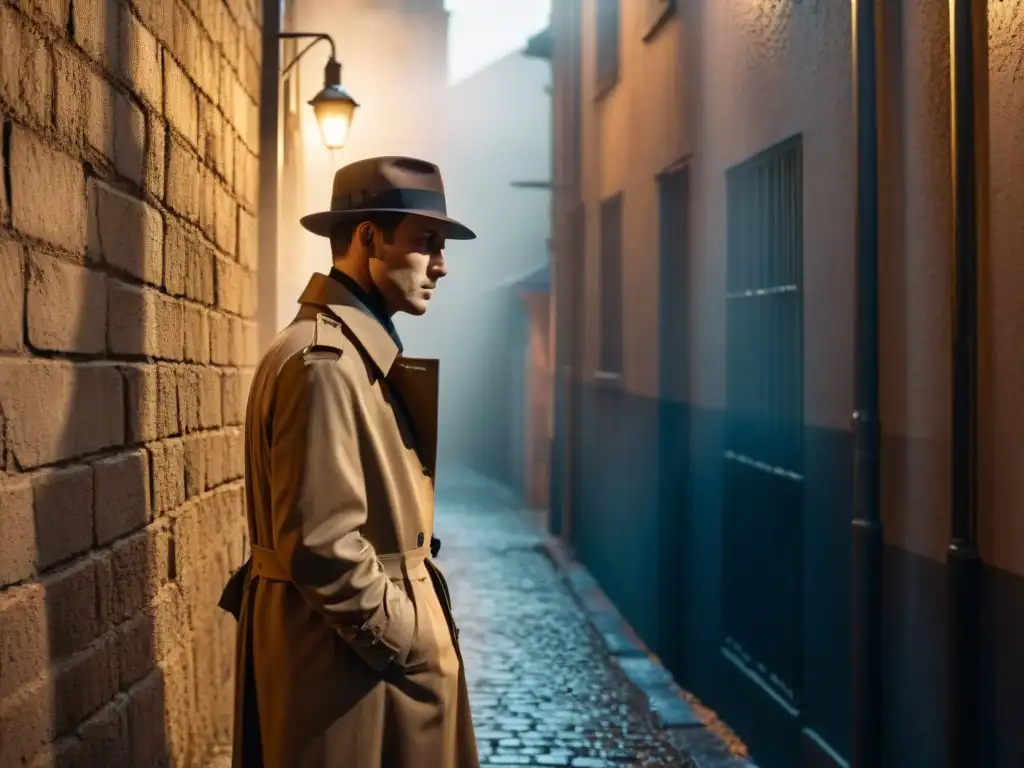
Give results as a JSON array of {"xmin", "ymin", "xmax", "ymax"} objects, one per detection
[{"xmin": 0, "ymin": 0, "xmax": 260, "ymax": 764}]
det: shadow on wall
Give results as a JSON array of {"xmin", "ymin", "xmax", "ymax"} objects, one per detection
[{"xmin": 1, "ymin": 2, "xmax": 247, "ymax": 765}]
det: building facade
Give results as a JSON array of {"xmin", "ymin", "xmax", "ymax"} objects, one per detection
[
  {"xmin": 0, "ymin": 0, "xmax": 262, "ymax": 763},
  {"xmin": 548, "ymin": 1, "xmax": 1024, "ymax": 766}
]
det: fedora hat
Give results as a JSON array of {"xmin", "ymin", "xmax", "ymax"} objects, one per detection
[{"xmin": 300, "ymin": 156, "xmax": 476, "ymax": 240}]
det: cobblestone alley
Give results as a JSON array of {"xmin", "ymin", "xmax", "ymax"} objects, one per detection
[{"xmin": 431, "ymin": 472, "xmax": 749, "ymax": 768}]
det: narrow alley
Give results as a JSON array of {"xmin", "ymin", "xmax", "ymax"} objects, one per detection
[{"xmin": 432, "ymin": 472, "xmax": 749, "ymax": 768}]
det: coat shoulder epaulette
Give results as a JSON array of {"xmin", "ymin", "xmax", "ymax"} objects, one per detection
[{"xmin": 302, "ymin": 313, "xmax": 347, "ymax": 361}]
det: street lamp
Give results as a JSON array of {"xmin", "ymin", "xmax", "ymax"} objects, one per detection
[{"xmin": 279, "ymin": 32, "xmax": 360, "ymax": 151}]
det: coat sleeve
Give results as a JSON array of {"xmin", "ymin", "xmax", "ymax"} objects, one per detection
[{"xmin": 269, "ymin": 352, "xmax": 416, "ymax": 671}]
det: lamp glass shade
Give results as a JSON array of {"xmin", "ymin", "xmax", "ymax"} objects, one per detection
[{"xmin": 310, "ymin": 86, "xmax": 358, "ymax": 150}]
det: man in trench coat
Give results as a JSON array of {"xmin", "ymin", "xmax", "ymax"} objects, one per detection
[{"xmin": 218, "ymin": 156, "xmax": 479, "ymax": 767}]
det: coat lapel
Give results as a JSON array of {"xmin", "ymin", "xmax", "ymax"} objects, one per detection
[{"xmin": 386, "ymin": 358, "xmax": 440, "ymax": 479}]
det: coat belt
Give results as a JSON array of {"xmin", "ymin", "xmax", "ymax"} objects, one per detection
[{"xmin": 249, "ymin": 544, "xmax": 432, "ymax": 582}]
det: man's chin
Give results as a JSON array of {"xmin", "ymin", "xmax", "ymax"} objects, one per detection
[{"xmin": 401, "ymin": 299, "xmax": 429, "ymax": 316}]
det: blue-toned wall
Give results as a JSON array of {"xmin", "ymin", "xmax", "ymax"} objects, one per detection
[{"xmin": 558, "ymin": 384, "xmax": 1024, "ymax": 768}]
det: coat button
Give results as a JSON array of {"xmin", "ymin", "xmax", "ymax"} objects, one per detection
[
  {"xmin": 421, "ymin": 465, "xmax": 430, "ymax": 476},
  {"xmin": 417, "ymin": 532, "xmax": 424, "ymax": 547}
]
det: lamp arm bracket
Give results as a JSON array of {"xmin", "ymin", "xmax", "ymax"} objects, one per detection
[{"xmin": 277, "ymin": 32, "xmax": 337, "ymax": 79}]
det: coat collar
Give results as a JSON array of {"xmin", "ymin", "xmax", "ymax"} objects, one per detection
[{"xmin": 297, "ymin": 273, "xmax": 400, "ymax": 375}]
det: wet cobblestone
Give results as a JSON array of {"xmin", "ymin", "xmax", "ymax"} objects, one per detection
[{"xmin": 435, "ymin": 474, "xmax": 692, "ymax": 768}]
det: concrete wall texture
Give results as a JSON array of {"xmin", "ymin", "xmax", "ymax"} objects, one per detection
[
  {"xmin": 554, "ymin": 1, "xmax": 1024, "ymax": 766},
  {"xmin": 0, "ymin": 0, "xmax": 260, "ymax": 764}
]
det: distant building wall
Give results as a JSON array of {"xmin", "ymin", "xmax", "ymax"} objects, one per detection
[{"xmin": 414, "ymin": 51, "xmax": 551, "ymax": 469}]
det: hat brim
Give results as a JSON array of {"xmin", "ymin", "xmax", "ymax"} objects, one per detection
[{"xmin": 299, "ymin": 208, "xmax": 477, "ymax": 241}]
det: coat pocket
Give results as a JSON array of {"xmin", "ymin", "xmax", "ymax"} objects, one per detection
[{"xmin": 394, "ymin": 576, "xmax": 443, "ymax": 675}]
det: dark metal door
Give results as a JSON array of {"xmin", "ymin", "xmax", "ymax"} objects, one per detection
[{"xmin": 722, "ymin": 136, "xmax": 805, "ymax": 766}]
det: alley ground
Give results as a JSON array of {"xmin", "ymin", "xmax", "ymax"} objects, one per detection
[{"xmin": 433, "ymin": 471, "xmax": 751, "ymax": 768}]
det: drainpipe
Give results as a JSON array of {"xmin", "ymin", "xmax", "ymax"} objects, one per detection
[
  {"xmin": 948, "ymin": 1, "xmax": 986, "ymax": 765},
  {"xmin": 850, "ymin": 1, "xmax": 883, "ymax": 766}
]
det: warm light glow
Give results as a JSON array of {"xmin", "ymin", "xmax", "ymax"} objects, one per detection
[
  {"xmin": 309, "ymin": 86, "xmax": 358, "ymax": 151},
  {"xmin": 315, "ymin": 109, "xmax": 353, "ymax": 151}
]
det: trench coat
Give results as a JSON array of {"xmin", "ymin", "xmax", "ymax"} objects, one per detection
[{"xmin": 219, "ymin": 272, "xmax": 479, "ymax": 768}]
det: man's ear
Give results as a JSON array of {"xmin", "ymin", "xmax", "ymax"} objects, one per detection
[{"xmin": 359, "ymin": 222, "xmax": 374, "ymax": 249}]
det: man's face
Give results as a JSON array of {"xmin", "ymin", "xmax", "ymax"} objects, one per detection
[{"xmin": 369, "ymin": 215, "xmax": 448, "ymax": 316}]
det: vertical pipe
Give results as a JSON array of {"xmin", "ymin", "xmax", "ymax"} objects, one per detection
[
  {"xmin": 258, "ymin": 0, "xmax": 283, "ymax": 354},
  {"xmin": 850, "ymin": 1, "xmax": 883, "ymax": 766},
  {"xmin": 947, "ymin": 0, "xmax": 985, "ymax": 764}
]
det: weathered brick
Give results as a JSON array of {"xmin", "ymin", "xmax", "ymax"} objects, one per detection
[
  {"xmin": 166, "ymin": 134, "xmax": 200, "ymax": 223},
  {"xmin": 183, "ymin": 435, "xmax": 206, "ymax": 498},
  {"xmin": 107, "ymin": 280, "xmax": 160, "ymax": 357},
  {"xmin": 177, "ymin": 366, "xmax": 201, "ymax": 434},
  {"xmin": 52, "ymin": 634, "xmax": 119, "ymax": 735},
  {"xmin": 0, "ymin": 4, "xmax": 54, "ymax": 128},
  {"xmin": 145, "ymin": 113, "xmax": 167, "ymax": 200},
  {"xmin": 42, "ymin": 557, "xmax": 101, "ymax": 659},
  {"xmin": 184, "ymin": 303, "xmax": 211, "ymax": 363},
  {"xmin": 232, "ymin": 80, "xmax": 251, "ymax": 152},
  {"xmin": 0, "ymin": 584, "xmax": 47, "ymax": 700},
  {"xmin": 156, "ymin": 293, "xmax": 185, "ymax": 361},
  {"xmin": 199, "ymin": 163, "xmax": 216, "ymax": 239},
  {"xmin": 169, "ymin": 0, "xmax": 199, "ymax": 76},
  {"xmin": 119, "ymin": 6, "xmax": 163, "ymax": 109},
  {"xmin": 157, "ymin": 643, "xmax": 193, "ymax": 765},
  {"xmin": 0, "ymin": 239, "xmax": 25, "ymax": 352},
  {"xmin": 156, "ymin": 364, "xmax": 180, "ymax": 438},
  {"xmin": 114, "ymin": 90, "xmax": 146, "ymax": 185},
  {"xmin": 126, "ymin": 668, "xmax": 169, "ymax": 764},
  {"xmin": 63, "ymin": 695, "xmax": 131, "ymax": 767},
  {"xmin": 241, "ymin": 267, "xmax": 258, "ymax": 319},
  {"xmin": 32, "ymin": 464, "xmax": 94, "ymax": 570},
  {"xmin": 0, "ymin": 129, "xmax": 7, "ymax": 224},
  {"xmin": 209, "ymin": 311, "xmax": 230, "ymax": 365},
  {"xmin": 164, "ymin": 217, "xmax": 191, "ymax": 297},
  {"xmin": 226, "ymin": 427, "xmax": 244, "ymax": 480},
  {"xmin": 221, "ymin": 369, "xmax": 243, "ymax": 426},
  {"xmin": 203, "ymin": 431, "xmax": 226, "ymax": 490},
  {"xmin": 11, "ymin": 0, "xmax": 66, "ymax": 28},
  {"xmin": 53, "ymin": 46, "xmax": 90, "ymax": 151},
  {"xmin": 0, "ymin": 360, "xmax": 124, "ymax": 469},
  {"xmin": 10, "ymin": 128, "xmax": 87, "ymax": 253},
  {"xmin": 165, "ymin": 54, "xmax": 198, "ymax": 147},
  {"xmin": 215, "ymin": 183, "xmax": 237, "ymax": 256},
  {"xmin": 189, "ymin": 241, "xmax": 217, "ymax": 305},
  {"xmin": 226, "ymin": 315, "xmax": 244, "ymax": 367},
  {"xmin": 223, "ymin": 120, "xmax": 237, "ymax": 189},
  {"xmin": 86, "ymin": 64, "xmax": 116, "ymax": 161},
  {"xmin": 132, "ymin": 0, "xmax": 172, "ymax": 46},
  {"xmin": 88, "ymin": 180, "xmax": 164, "ymax": 285},
  {"xmin": 200, "ymin": 367, "xmax": 223, "ymax": 429},
  {"xmin": 73, "ymin": 0, "xmax": 121, "ymax": 73},
  {"xmin": 116, "ymin": 610, "xmax": 154, "ymax": 688},
  {"xmin": 237, "ymin": 207, "xmax": 257, "ymax": 269},
  {"xmin": 94, "ymin": 449, "xmax": 151, "ymax": 545},
  {"xmin": 0, "ymin": 478, "xmax": 35, "ymax": 587},
  {"xmin": 26, "ymin": 251, "xmax": 107, "ymax": 354},
  {"xmin": 121, "ymin": 362, "xmax": 180, "ymax": 442},
  {"xmin": 95, "ymin": 523, "xmax": 170, "ymax": 628},
  {"xmin": 215, "ymin": 253, "xmax": 243, "ymax": 314},
  {"xmin": 150, "ymin": 438, "xmax": 185, "ymax": 515},
  {"xmin": 149, "ymin": 581, "xmax": 188, "ymax": 662},
  {"xmin": 0, "ymin": 677, "xmax": 55, "ymax": 766},
  {"xmin": 121, "ymin": 364, "xmax": 155, "ymax": 443}
]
